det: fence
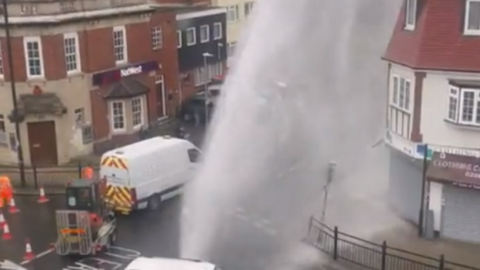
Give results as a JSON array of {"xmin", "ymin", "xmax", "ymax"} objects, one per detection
[
  {"xmin": 0, "ymin": 163, "xmax": 99, "ymax": 188},
  {"xmin": 306, "ymin": 217, "xmax": 480, "ymax": 270}
]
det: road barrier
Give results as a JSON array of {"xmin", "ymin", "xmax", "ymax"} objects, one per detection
[
  {"xmin": 305, "ymin": 216, "xmax": 480, "ymax": 270},
  {"xmin": 0, "ymin": 163, "xmax": 99, "ymax": 188}
]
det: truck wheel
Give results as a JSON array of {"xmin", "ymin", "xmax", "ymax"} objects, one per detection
[{"xmin": 147, "ymin": 195, "xmax": 160, "ymax": 211}]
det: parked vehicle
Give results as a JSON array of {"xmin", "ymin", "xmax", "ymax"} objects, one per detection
[
  {"xmin": 179, "ymin": 84, "xmax": 223, "ymax": 124},
  {"xmin": 99, "ymin": 136, "xmax": 201, "ymax": 214}
]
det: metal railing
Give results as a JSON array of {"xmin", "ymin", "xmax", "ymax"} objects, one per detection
[
  {"xmin": 0, "ymin": 163, "xmax": 99, "ymax": 188},
  {"xmin": 305, "ymin": 216, "xmax": 480, "ymax": 270}
]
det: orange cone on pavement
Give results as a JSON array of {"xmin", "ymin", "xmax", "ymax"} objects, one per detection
[
  {"xmin": 23, "ymin": 238, "xmax": 35, "ymax": 260},
  {"xmin": 37, "ymin": 187, "xmax": 49, "ymax": 203},
  {"xmin": 2, "ymin": 223, "xmax": 11, "ymax": 240},
  {"xmin": 8, "ymin": 198, "xmax": 19, "ymax": 213},
  {"xmin": 0, "ymin": 212, "xmax": 5, "ymax": 227}
]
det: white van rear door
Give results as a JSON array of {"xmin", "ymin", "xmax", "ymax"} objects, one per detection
[{"xmin": 100, "ymin": 155, "xmax": 130, "ymax": 186}]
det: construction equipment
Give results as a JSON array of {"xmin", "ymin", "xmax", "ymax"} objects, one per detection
[{"xmin": 54, "ymin": 178, "xmax": 117, "ymax": 256}]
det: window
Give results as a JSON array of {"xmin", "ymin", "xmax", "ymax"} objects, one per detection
[
  {"xmin": 110, "ymin": 101, "xmax": 125, "ymax": 132},
  {"xmin": 64, "ymin": 33, "xmax": 80, "ymax": 74},
  {"xmin": 113, "ymin": 26, "xmax": 127, "ymax": 64},
  {"xmin": 0, "ymin": 114, "xmax": 4, "ymax": 132},
  {"xmin": 448, "ymin": 87, "xmax": 459, "ymax": 121},
  {"xmin": 188, "ymin": 148, "xmax": 201, "ymax": 163},
  {"xmin": 244, "ymin": 2, "xmax": 254, "ymax": 16},
  {"xmin": 405, "ymin": 0, "xmax": 417, "ymax": 30},
  {"xmin": 74, "ymin": 108, "xmax": 84, "ymax": 127},
  {"xmin": 82, "ymin": 125, "xmax": 93, "ymax": 144},
  {"xmin": 131, "ymin": 97, "xmax": 144, "ymax": 129},
  {"xmin": 194, "ymin": 67, "xmax": 208, "ymax": 86},
  {"xmin": 213, "ymin": 22, "xmax": 222, "ymax": 40},
  {"xmin": 391, "ymin": 75, "xmax": 411, "ymax": 111},
  {"xmin": 151, "ymin": 26, "xmax": 162, "ymax": 50},
  {"xmin": 443, "ymin": 86, "xmax": 480, "ymax": 126},
  {"xmin": 23, "ymin": 37, "xmax": 44, "ymax": 78},
  {"xmin": 466, "ymin": 0, "xmax": 480, "ymax": 34},
  {"xmin": 227, "ymin": 5, "xmax": 239, "ymax": 23},
  {"xmin": 177, "ymin": 30, "xmax": 182, "ymax": 48},
  {"xmin": 209, "ymin": 62, "xmax": 223, "ymax": 78},
  {"xmin": 227, "ymin": 42, "xmax": 237, "ymax": 57},
  {"xmin": 186, "ymin": 28, "xmax": 196, "ymax": 46},
  {"xmin": 200, "ymin": 25, "xmax": 210, "ymax": 43}
]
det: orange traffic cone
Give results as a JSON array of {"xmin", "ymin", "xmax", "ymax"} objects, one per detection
[
  {"xmin": 37, "ymin": 187, "xmax": 49, "ymax": 203},
  {"xmin": 23, "ymin": 238, "xmax": 35, "ymax": 260},
  {"xmin": 8, "ymin": 198, "xmax": 19, "ymax": 214},
  {"xmin": 0, "ymin": 212, "xmax": 5, "ymax": 227},
  {"xmin": 2, "ymin": 223, "xmax": 11, "ymax": 240}
]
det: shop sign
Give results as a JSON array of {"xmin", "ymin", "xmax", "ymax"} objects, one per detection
[
  {"xmin": 384, "ymin": 131, "xmax": 415, "ymax": 157},
  {"xmin": 427, "ymin": 152, "xmax": 480, "ymax": 187},
  {"xmin": 415, "ymin": 144, "xmax": 480, "ymax": 160},
  {"xmin": 92, "ymin": 61, "xmax": 159, "ymax": 86}
]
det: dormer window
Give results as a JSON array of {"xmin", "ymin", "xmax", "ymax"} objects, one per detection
[
  {"xmin": 405, "ymin": 0, "xmax": 417, "ymax": 30},
  {"xmin": 465, "ymin": 0, "xmax": 480, "ymax": 35}
]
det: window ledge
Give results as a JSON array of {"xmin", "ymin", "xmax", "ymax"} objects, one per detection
[
  {"xmin": 444, "ymin": 119, "xmax": 480, "ymax": 131},
  {"xmin": 404, "ymin": 25, "xmax": 415, "ymax": 31},
  {"xmin": 463, "ymin": 30, "xmax": 480, "ymax": 36}
]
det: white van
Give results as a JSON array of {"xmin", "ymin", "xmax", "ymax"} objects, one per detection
[
  {"xmin": 125, "ymin": 257, "xmax": 220, "ymax": 270},
  {"xmin": 99, "ymin": 136, "xmax": 201, "ymax": 214}
]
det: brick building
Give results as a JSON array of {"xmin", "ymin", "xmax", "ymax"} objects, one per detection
[
  {"xmin": 0, "ymin": 0, "xmax": 203, "ymax": 166},
  {"xmin": 383, "ymin": 0, "xmax": 480, "ymax": 244}
]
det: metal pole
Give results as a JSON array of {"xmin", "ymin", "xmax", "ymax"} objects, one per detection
[
  {"xmin": 418, "ymin": 144, "xmax": 429, "ymax": 237},
  {"xmin": 320, "ymin": 161, "xmax": 336, "ymax": 223},
  {"xmin": 203, "ymin": 55, "xmax": 209, "ymax": 125},
  {"xmin": 2, "ymin": 0, "xmax": 26, "ymax": 187}
]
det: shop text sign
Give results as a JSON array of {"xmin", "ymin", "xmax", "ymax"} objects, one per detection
[
  {"xmin": 92, "ymin": 61, "xmax": 158, "ymax": 86},
  {"xmin": 427, "ymin": 152, "xmax": 480, "ymax": 186}
]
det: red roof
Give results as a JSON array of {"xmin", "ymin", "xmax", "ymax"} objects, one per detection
[{"xmin": 383, "ymin": 0, "xmax": 480, "ymax": 72}]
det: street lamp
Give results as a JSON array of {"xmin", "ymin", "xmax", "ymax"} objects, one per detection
[
  {"xmin": 202, "ymin": 52, "xmax": 214, "ymax": 125},
  {"xmin": 1, "ymin": 0, "xmax": 25, "ymax": 186},
  {"xmin": 320, "ymin": 161, "xmax": 337, "ymax": 224}
]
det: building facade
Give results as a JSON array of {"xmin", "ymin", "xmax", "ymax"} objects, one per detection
[
  {"xmin": 0, "ymin": 0, "xmax": 181, "ymax": 166},
  {"xmin": 210, "ymin": 0, "xmax": 255, "ymax": 65},
  {"xmin": 383, "ymin": 0, "xmax": 480, "ymax": 243},
  {"xmin": 176, "ymin": 7, "xmax": 227, "ymax": 98}
]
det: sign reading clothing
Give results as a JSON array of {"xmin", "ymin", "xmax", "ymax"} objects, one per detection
[
  {"xmin": 427, "ymin": 152, "xmax": 480, "ymax": 188},
  {"xmin": 92, "ymin": 61, "xmax": 158, "ymax": 86}
]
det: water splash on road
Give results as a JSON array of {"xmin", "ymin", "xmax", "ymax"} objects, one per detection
[{"xmin": 180, "ymin": 0, "xmax": 402, "ymax": 266}]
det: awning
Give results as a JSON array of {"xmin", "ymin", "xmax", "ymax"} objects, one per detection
[
  {"xmin": 17, "ymin": 93, "xmax": 67, "ymax": 116},
  {"xmin": 427, "ymin": 152, "xmax": 480, "ymax": 187},
  {"xmin": 104, "ymin": 78, "xmax": 149, "ymax": 99}
]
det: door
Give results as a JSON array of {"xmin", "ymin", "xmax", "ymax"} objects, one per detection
[
  {"xmin": 155, "ymin": 75, "xmax": 166, "ymax": 118},
  {"xmin": 441, "ymin": 185, "xmax": 480, "ymax": 244},
  {"xmin": 27, "ymin": 121, "xmax": 58, "ymax": 166}
]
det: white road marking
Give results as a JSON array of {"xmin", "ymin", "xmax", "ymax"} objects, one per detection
[
  {"xmin": 253, "ymin": 221, "xmax": 264, "ymax": 229},
  {"xmin": 261, "ymin": 218, "xmax": 270, "ymax": 225},
  {"xmin": 235, "ymin": 212, "xmax": 248, "ymax": 220},
  {"xmin": 264, "ymin": 228, "xmax": 277, "ymax": 235},
  {"xmin": 235, "ymin": 207, "xmax": 245, "ymax": 214},
  {"xmin": 20, "ymin": 248, "xmax": 53, "ymax": 265}
]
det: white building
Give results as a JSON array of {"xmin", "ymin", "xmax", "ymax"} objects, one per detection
[
  {"xmin": 383, "ymin": 0, "xmax": 480, "ymax": 244},
  {"xmin": 210, "ymin": 0, "xmax": 255, "ymax": 65}
]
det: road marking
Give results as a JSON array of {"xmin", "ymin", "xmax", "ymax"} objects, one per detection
[
  {"xmin": 20, "ymin": 248, "xmax": 53, "ymax": 265},
  {"xmin": 265, "ymin": 228, "xmax": 277, "ymax": 235},
  {"xmin": 235, "ymin": 207, "xmax": 245, "ymax": 214},
  {"xmin": 261, "ymin": 218, "xmax": 270, "ymax": 225},
  {"xmin": 105, "ymin": 246, "xmax": 141, "ymax": 260},
  {"xmin": 253, "ymin": 221, "xmax": 264, "ymax": 229},
  {"xmin": 235, "ymin": 212, "xmax": 248, "ymax": 220}
]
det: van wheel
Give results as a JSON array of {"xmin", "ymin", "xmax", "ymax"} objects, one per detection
[{"xmin": 147, "ymin": 195, "xmax": 161, "ymax": 211}]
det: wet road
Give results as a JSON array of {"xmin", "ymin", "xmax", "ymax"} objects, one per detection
[{"xmin": 0, "ymin": 194, "xmax": 326, "ymax": 270}]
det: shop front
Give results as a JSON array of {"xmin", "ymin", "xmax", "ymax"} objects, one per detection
[{"xmin": 427, "ymin": 152, "xmax": 480, "ymax": 244}]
